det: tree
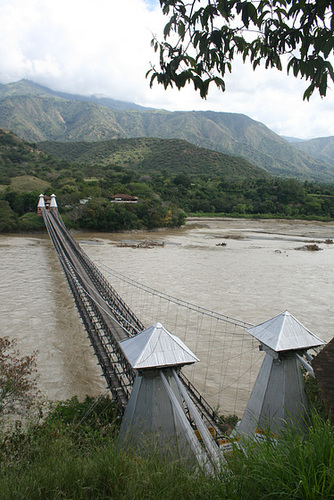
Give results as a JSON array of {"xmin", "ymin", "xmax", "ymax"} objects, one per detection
[
  {"xmin": 148, "ymin": 0, "xmax": 334, "ymax": 100},
  {"xmin": 0, "ymin": 200, "xmax": 18, "ymax": 232},
  {"xmin": 0, "ymin": 338, "xmax": 37, "ymax": 417}
]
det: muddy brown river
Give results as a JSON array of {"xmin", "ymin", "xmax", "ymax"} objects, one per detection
[{"xmin": 1, "ymin": 218, "xmax": 333, "ymax": 414}]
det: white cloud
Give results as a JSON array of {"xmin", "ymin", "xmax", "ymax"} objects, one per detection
[{"xmin": 0, "ymin": 0, "xmax": 333, "ymax": 139}]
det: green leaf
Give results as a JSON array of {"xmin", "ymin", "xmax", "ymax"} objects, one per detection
[
  {"xmin": 152, "ymin": 0, "xmax": 334, "ymax": 101},
  {"xmin": 177, "ymin": 21, "xmax": 185, "ymax": 38}
]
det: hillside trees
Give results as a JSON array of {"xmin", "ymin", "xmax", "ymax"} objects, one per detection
[
  {"xmin": 3, "ymin": 190, "xmax": 41, "ymax": 216},
  {"xmin": 149, "ymin": 0, "xmax": 334, "ymax": 100},
  {"xmin": 0, "ymin": 200, "xmax": 18, "ymax": 231},
  {"xmin": 2, "ymin": 163, "xmax": 334, "ymax": 231},
  {"xmin": 66, "ymin": 197, "xmax": 186, "ymax": 231},
  {"xmin": 159, "ymin": 174, "xmax": 334, "ymax": 218},
  {"xmin": 1, "ymin": 127, "xmax": 334, "ymax": 230}
]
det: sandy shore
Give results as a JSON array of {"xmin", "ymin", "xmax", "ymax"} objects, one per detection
[{"xmin": 186, "ymin": 217, "xmax": 334, "ymax": 239}]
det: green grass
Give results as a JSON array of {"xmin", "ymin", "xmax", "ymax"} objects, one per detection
[
  {"xmin": 10, "ymin": 175, "xmax": 50, "ymax": 193},
  {"xmin": 1, "ymin": 401, "xmax": 334, "ymax": 499},
  {"xmin": 83, "ymin": 177, "xmax": 100, "ymax": 182},
  {"xmin": 233, "ymin": 412, "xmax": 334, "ymax": 499}
]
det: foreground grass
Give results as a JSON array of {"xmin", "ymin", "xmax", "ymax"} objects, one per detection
[{"xmin": 1, "ymin": 398, "xmax": 334, "ymax": 499}]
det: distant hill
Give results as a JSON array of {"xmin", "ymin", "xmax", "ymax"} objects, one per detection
[
  {"xmin": 39, "ymin": 137, "xmax": 269, "ymax": 180},
  {"xmin": 281, "ymin": 136, "xmax": 305, "ymax": 143},
  {"xmin": 0, "ymin": 80, "xmax": 333, "ymax": 182},
  {"xmin": 0, "ymin": 127, "xmax": 267, "ymax": 189},
  {"xmin": 290, "ymin": 136, "xmax": 334, "ymax": 168},
  {"xmin": 0, "ymin": 128, "xmax": 50, "ymax": 182},
  {"xmin": 0, "ymin": 79, "xmax": 149, "ymax": 111}
]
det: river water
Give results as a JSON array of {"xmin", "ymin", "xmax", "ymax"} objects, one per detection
[{"xmin": 1, "ymin": 218, "xmax": 333, "ymax": 414}]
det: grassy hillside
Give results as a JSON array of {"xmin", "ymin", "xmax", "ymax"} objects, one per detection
[
  {"xmin": 0, "ymin": 80, "xmax": 333, "ymax": 182},
  {"xmin": 189, "ymin": 111, "xmax": 329, "ymax": 180},
  {"xmin": 39, "ymin": 137, "xmax": 269, "ymax": 180},
  {"xmin": 0, "ymin": 129, "xmax": 52, "ymax": 182},
  {"xmin": 0, "ymin": 96, "xmax": 127, "ymax": 142},
  {"xmin": 7, "ymin": 175, "xmax": 50, "ymax": 193}
]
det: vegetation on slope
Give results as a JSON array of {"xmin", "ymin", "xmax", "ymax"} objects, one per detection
[
  {"xmin": 1, "ymin": 129, "xmax": 334, "ymax": 233},
  {"xmin": 39, "ymin": 137, "xmax": 267, "ymax": 179},
  {"xmin": 0, "ymin": 130, "xmax": 187, "ymax": 231}
]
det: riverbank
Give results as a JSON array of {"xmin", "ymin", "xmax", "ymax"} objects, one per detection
[
  {"xmin": 3, "ymin": 213, "xmax": 334, "ymax": 236},
  {"xmin": 186, "ymin": 216, "xmax": 334, "ymax": 239}
]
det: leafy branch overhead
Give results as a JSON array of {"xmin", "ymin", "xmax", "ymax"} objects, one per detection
[{"xmin": 148, "ymin": 0, "xmax": 334, "ymax": 100}]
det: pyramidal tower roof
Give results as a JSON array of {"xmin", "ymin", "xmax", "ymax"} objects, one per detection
[
  {"xmin": 50, "ymin": 194, "xmax": 57, "ymax": 208},
  {"xmin": 246, "ymin": 311, "xmax": 325, "ymax": 352},
  {"xmin": 120, "ymin": 322, "xmax": 199, "ymax": 369},
  {"xmin": 37, "ymin": 194, "xmax": 45, "ymax": 208}
]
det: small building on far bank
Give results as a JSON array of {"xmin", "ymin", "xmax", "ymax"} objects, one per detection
[{"xmin": 110, "ymin": 193, "xmax": 138, "ymax": 204}]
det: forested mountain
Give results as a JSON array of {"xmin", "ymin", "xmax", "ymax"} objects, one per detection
[{"xmin": 0, "ymin": 80, "xmax": 333, "ymax": 182}]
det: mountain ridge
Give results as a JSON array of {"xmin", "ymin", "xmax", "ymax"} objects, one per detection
[
  {"xmin": 291, "ymin": 136, "xmax": 334, "ymax": 168},
  {"xmin": 0, "ymin": 79, "xmax": 150, "ymax": 111},
  {"xmin": 0, "ymin": 80, "xmax": 333, "ymax": 182}
]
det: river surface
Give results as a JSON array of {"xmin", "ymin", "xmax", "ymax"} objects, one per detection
[{"xmin": 1, "ymin": 218, "xmax": 333, "ymax": 414}]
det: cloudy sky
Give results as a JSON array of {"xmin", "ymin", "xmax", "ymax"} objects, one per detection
[{"xmin": 0, "ymin": 0, "xmax": 333, "ymax": 139}]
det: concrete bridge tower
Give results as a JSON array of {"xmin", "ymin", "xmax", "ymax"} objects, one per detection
[
  {"xmin": 236, "ymin": 311, "xmax": 325, "ymax": 438},
  {"xmin": 118, "ymin": 322, "xmax": 223, "ymax": 469},
  {"xmin": 49, "ymin": 193, "xmax": 58, "ymax": 214},
  {"xmin": 37, "ymin": 193, "xmax": 45, "ymax": 216}
]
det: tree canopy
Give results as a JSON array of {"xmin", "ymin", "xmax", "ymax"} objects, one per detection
[
  {"xmin": 0, "ymin": 337, "xmax": 37, "ymax": 417},
  {"xmin": 148, "ymin": 0, "xmax": 334, "ymax": 100}
]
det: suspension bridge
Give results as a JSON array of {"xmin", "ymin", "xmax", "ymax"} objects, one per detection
[
  {"xmin": 42, "ymin": 206, "xmax": 246, "ymax": 438},
  {"xmin": 39, "ymin": 194, "xmax": 326, "ymax": 462}
]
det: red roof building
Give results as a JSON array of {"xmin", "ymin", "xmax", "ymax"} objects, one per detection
[{"xmin": 110, "ymin": 194, "xmax": 138, "ymax": 203}]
